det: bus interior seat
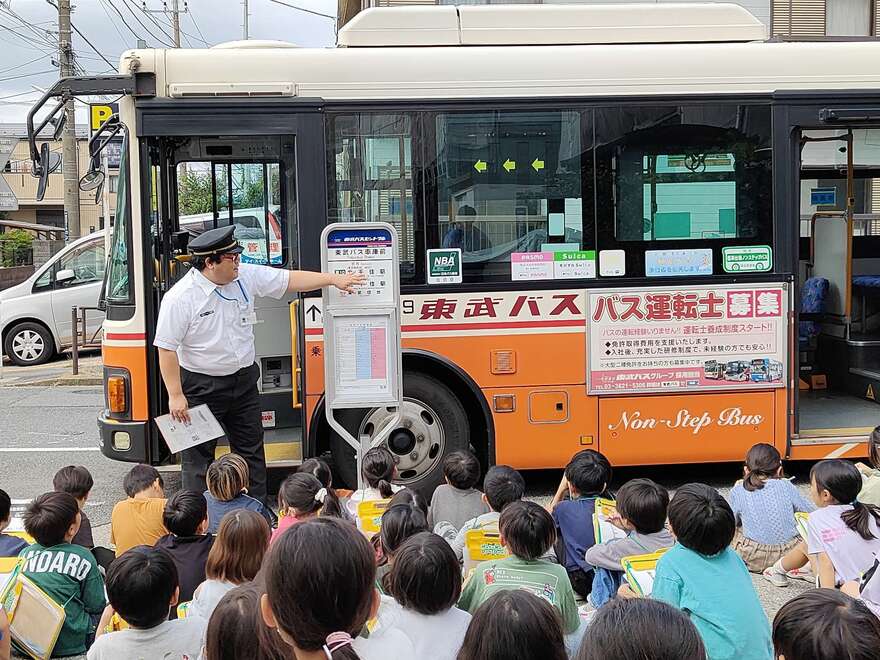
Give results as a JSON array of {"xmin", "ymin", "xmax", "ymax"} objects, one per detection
[{"xmin": 799, "ymin": 277, "xmax": 829, "ymax": 380}]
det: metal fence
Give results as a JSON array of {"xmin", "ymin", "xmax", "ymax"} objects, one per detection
[{"xmin": 0, "ymin": 239, "xmax": 33, "ymax": 267}]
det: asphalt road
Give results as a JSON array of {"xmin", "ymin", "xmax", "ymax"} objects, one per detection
[{"xmin": 0, "ymin": 384, "xmax": 810, "ymax": 622}]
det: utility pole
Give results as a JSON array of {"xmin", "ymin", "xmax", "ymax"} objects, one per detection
[
  {"xmin": 171, "ymin": 0, "xmax": 181, "ymax": 47},
  {"xmin": 57, "ymin": 0, "xmax": 80, "ymax": 242},
  {"xmin": 243, "ymin": 0, "xmax": 249, "ymax": 40}
]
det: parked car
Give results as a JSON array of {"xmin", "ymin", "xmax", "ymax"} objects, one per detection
[{"xmin": 0, "ymin": 231, "xmax": 106, "ymax": 366}]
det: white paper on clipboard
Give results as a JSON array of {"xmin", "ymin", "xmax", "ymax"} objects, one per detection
[{"xmin": 154, "ymin": 404, "xmax": 224, "ymax": 454}]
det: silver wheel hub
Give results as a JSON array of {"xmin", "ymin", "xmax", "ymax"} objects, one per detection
[
  {"xmin": 12, "ymin": 330, "xmax": 44, "ymax": 362},
  {"xmin": 358, "ymin": 397, "xmax": 446, "ymax": 484}
]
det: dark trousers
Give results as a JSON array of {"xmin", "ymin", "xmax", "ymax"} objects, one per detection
[
  {"xmin": 554, "ymin": 533, "xmax": 595, "ymax": 599},
  {"xmin": 180, "ymin": 363, "xmax": 267, "ymax": 503}
]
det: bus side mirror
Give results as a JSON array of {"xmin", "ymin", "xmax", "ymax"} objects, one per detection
[{"xmin": 35, "ymin": 143, "xmax": 61, "ymax": 202}]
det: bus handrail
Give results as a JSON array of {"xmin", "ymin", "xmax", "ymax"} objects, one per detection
[{"xmin": 290, "ymin": 299, "xmax": 302, "ymax": 410}]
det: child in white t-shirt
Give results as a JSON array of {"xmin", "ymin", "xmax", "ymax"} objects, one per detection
[
  {"xmin": 88, "ymin": 546, "xmax": 206, "ymax": 660},
  {"xmin": 374, "ymin": 532, "xmax": 471, "ymax": 660},
  {"xmin": 345, "ymin": 447, "xmax": 403, "ymax": 519}
]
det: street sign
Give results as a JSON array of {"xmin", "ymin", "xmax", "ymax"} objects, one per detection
[
  {"xmin": 722, "ymin": 245, "xmax": 772, "ymax": 273},
  {"xmin": 321, "ymin": 223, "xmax": 403, "ymax": 488},
  {"xmin": 427, "ymin": 248, "xmax": 462, "ymax": 284},
  {"xmin": 89, "ymin": 103, "xmax": 118, "ymax": 135}
]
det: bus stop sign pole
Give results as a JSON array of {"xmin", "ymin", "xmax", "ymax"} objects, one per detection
[{"xmin": 321, "ymin": 222, "xmax": 403, "ymax": 490}]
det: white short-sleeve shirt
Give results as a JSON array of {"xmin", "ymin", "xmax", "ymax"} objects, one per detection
[{"xmin": 154, "ymin": 263, "xmax": 288, "ymax": 376}]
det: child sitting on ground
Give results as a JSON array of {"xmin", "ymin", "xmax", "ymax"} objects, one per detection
[
  {"xmin": 728, "ymin": 444, "xmax": 814, "ymax": 576},
  {"xmin": 637, "ymin": 483, "xmax": 772, "ymax": 660},
  {"xmin": 576, "ymin": 598, "xmax": 706, "ymax": 660},
  {"xmin": 110, "ymin": 464, "xmax": 167, "ymax": 556},
  {"xmin": 449, "ymin": 465, "xmax": 525, "ymax": 562},
  {"xmin": 53, "ymin": 466, "xmax": 115, "ymax": 571},
  {"xmin": 261, "ymin": 517, "xmax": 415, "ymax": 658},
  {"xmin": 204, "ymin": 454, "xmax": 274, "ymax": 533},
  {"xmin": 584, "ymin": 478, "xmax": 674, "ymax": 606},
  {"xmin": 765, "ymin": 459, "xmax": 880, "ymax": 588},
  {"xmin": 547, "ymin": 449, "xmax": 612, "ymax": 598},
  {"xmin": 20, "ymin": 492, "xmax": 106, "ymax": 658},
  {"xmin": 457, "ymin": 590, "xmax": 567, "ymax": 660},
  {"xmin": 189, "ymin": 509, "xmax": 270, "ymax": 621},
  {"xmin": 345, "ymin": 446, "xmax": 403, "ymax": 518},
  {"xmin": 856, "ymin": 425, "xmax": 880, "ymax": 506},
  {"xmin": 298, "ymin": 457, "xmax": 352, "ymax": 506},
  {"xmin": 389, "ymin": 488, "xmax": 429, "ymax": 518},
  {"xmin": 272, "ymin": 473, "xmax": 342, "ymax": 543},
  {"xmin": 458, "ymin": 500, "xmax": 580, "ymax": 636},
  {"xmin": 376, "ymin": 503, "xmax": 428, "ymax": 592},
  {"xmin": 378, "ymin": 532, "xmax": 471, "ymax": 660},
  {"xmin": 0, "ymin": 488, "xmax": 26, "ymax": 557},
  {"xmin": 88, "ymin": 546, "xmax": 206, "ymax": 660},
  {"xmin": 154, "ymin": 490, "xmax": 214, "ymax": 606},
  {"xmin": 772, "ymin": 589, "xmax": 880, "ymax": 660},
  {"xmin": 202, "ymin": 583, "xmax": 288, "ymax": 660},
  {"xmin": 429, "ymin": 450, "xmax": 489, "ymax": 533}
]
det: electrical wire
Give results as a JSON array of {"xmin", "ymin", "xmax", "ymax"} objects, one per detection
[
  {"xmin": 118, "ymin": 0, "xmax": 173, "ymax": 46},
  {"xmin": 267, "ymin": 0, "xmax": 336, "ymax": 21},
  {"xmin": 124, "ymin": 0, "xmax": 175, "ymax": 43},
  {"xmin": 98, "ymin": 0, "xmax": 152, "ymax": 46},
  {"xmin": 187, "ymin": 8, "xmax": 209, "ymax": 45},
  {"xmin": 0, "ymin": 69, "xmax": 58, "ymax": 83},
  {"xmin": 0, "ymin": 54, "xmax": 47, "ymax": 76},
  {"xmin": 97, "ymin": 0, "xmax": 131, "ymax": 50}
]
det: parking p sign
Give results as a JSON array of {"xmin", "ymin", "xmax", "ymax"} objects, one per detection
[{"xmin": 427, "ymin": 248, "xmax": 462, "ymax": 284}]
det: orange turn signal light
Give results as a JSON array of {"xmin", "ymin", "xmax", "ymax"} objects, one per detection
[{"xmin": 107, "ymin": 376, "xmax": 127, "ymax": 414}]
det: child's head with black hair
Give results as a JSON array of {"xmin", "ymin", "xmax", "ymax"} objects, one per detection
[
  {"xmin": 667, "ymin": 483, "xmax": 735, "ymax": 556},
  {"xmin": 0, "ymin": 488, "xmax": 12, "ymax": 531},
  {"xmin": 298, "ymin": 458, "xmax": 333, "ymax": 489},
  {"xmin": 278, "ymin": 472, "xmax": 342, "ymax": 519},
  {"xmin": 442, "ymin": 450, "xmax": 481, "ymax": 491},
  {"xmin": 615, "ymin": 478, "xmax": 669, "ymax": 535},
  {"xmin": 773, "ymin": 589, "xmax": 880, "ymax": 660},
  {"xmin": 261, "ymin": 518, "xmax": 377, "ymax": 660},
  {"xmin": 163, "ymin": 490, "xmax": 208, "ymax": 537},
  {"xmin": 388, "ymin": 532, "xmax": 460, "ymax": 615},
  {"xmin": 499, "ymin": 500, "xmax": 556, "ymax": 560},
  {"xmin": 106, "ymin": 545, "xmax": 179, "ymax": 629},
  {"xmin": 23, "ymin": 492, "xmax": 80, "ymax": 547},
  {"xmin": 810, "ymin": 459, "xmax": 880, "ymax": 540},
  {"xmin": 564, "ymin": 449, "xmax": 611, "ymax": 497},
  {"xmin": 52, "ymin": 466, "xmax": 94, "ymax": 505},
  {"xmin": 483, "ymin": 465, "xmax": 525, "ymax": 513},
  {"xmin": 575, "ymin": 597, "xmax": 706, "ymax": 660},
  {"xmin": 362, "ymin": 446, "xmax": 397, "ymax": 498},
  {"xmin": 123, "ymin": 464, "xmax": 164, "ymax": 498},
  {"xmin": 379, "ymin": 503, "xmax": 428, "ymax": 562},
  {"xmin": 205, "ymin": 583, "xmax": 289, "ymax": 660},
  {"xmin": 742, "ymin": 443, "xmax": 783, "ymax": 492},
  {"xmin": 457, "ymin": 589, "xmax": 567, "ymax": 660},
  {"xmin": 388, "ymin": 488, "xmax": 429, "ymax": 518}
]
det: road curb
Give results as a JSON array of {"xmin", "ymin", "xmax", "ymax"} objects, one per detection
[{"xmin": 0, "ymin": 376, "xmax": 103, "ymax": 387}]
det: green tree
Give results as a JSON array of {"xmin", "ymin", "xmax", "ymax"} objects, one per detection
[
  {"xmin": 177, "ymin": 171, "xmax": 216, "ymax": 216},
  {"xmin": 0, "ymin": 229, "xmax": 33, "ymax": 267}
]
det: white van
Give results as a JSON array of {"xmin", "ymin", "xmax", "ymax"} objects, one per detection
[{"xmin": 0, "ymin": 231, "xmax": 106, "ymax": 366}]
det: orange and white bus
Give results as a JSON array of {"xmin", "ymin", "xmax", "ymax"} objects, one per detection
[{"xmin": 24, "ymin": 3, "xmax": 880, "ymax": 490}]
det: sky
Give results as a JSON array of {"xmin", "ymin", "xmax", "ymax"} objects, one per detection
[{"xmin": 0, "ymin": 0, "xmax": 338, "ymax": 124}]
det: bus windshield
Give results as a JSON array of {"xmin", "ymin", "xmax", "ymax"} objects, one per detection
[{"xmin": 105, "ymin": 135, "xmax": 130, "ymax": 303}]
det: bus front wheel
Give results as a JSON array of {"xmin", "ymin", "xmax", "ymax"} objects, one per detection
[{"xmin": 330, "ymin": 371, "xmax": 471, "ymax": 495}]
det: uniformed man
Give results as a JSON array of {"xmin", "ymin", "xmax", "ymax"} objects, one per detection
[{"xmin": 153, "ymin": 226, "xmax": 364, "ymax": 503}]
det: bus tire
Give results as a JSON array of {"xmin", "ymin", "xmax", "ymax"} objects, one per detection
[
  {"xmin": 330, "ymin": 371, "xmax": 470, "ymax": 496},
  {"xmin": 3, "ymin": 321, "xmax": 55, "ymax": 366}
]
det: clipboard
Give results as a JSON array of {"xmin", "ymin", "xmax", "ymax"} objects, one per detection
[
  {"xmin": 154, "ymin": 404, "xmax": 225, "ymax": 454},
  {"xmin": 620, "ymin": 548, "xmax": 669, "ymax": 597},
  {"xmin": 592, "ymin": 497, "xmax": 627, "ymax": 544},
  {"xmin": 2, "ymin": 571, "xmax": 66, "ymax": 660},
  {"xmin": 794, "ymin": 511, "xmax": 809, "ymax": 541}
]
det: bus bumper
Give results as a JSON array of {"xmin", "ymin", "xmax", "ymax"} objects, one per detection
[{"xmin": 98, "ymin": 414, "xmax": 149, "ymax": 463}]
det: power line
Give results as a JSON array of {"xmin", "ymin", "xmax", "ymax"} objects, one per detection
[
  {"xmin": 125, "ymin": 0, "xmax": 175, "ymax": 43},
  {"xmin": 267, "ymin": 0, "xmax": 336, "ymax": 21},
  {"xmin": 187, "ymin": 8, "xmax": 208, "ymax": 45},
  {"xmin": 0, "ymin": 54, "xmax": 47, "ymax": 76},
  {"xmin": 0, "ymin": 68, "xmax": 58, "ymax": 83},
  {"xmin": 42, "ymin": 0, "xmax": 117, "ymax": 69},
  {"xmin": 97, "ymin": 0, "xmax": 130, "ymax": 50},
  {"xmin": 97, "ymin": 0, "xmax": 148, "ymax": 46},
  {"xmin": 119, "ymin": 0, "xmax": 173, "ymax": 46}
]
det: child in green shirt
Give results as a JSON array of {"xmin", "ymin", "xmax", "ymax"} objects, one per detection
[
  {"xmin": 20, "ymin": 492, "xmax": 106, "ymax": 657},
  {"xmin": 457, "ymin": 500, "xmax": 580, "ymax": 635}
]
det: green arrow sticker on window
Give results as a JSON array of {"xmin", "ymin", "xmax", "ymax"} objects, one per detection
[{"xmin": 722, "ymin": 246, "xmax": 772, "ymax": 273}]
